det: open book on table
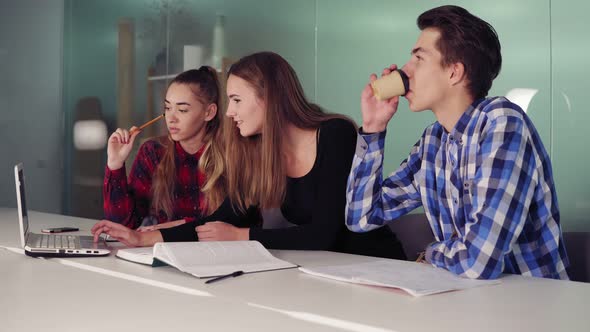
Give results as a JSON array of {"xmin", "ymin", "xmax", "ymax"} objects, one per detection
[
  {"xmin": 116, "ymin": 241, "xmax": 297, "ymax": 278},
  {"xmin": 299, "ymin": 259, "xmax": 500, "ymax": 297}
]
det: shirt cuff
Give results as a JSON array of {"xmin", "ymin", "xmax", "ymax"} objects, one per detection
[
  {"xmin": 355, "ymin": 129, "xmax": 386, "ymax": 159},
  {"xmin": 105, "ymin": 164, "xmax": 126, "ymax": 180},
  {"xmin": 424, "ymin": 242, "xmax": 436, "ymax": 264},
  {"xmin": 160, "ymin": 221, "xmax": 198, "ymax": 242},
  {"xmin": 249, "ymin": 227, "xmax": 260, "ymax": 242}
]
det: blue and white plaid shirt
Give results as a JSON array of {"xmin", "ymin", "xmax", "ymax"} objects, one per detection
[{"xmin": 346, "ymin": 97, "xmax": 569, "ymax": 280}]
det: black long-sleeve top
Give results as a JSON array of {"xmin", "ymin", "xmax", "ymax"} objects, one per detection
[{"xmin": 161, "ymin": 119, "xmax": 405, "ymax": 260}]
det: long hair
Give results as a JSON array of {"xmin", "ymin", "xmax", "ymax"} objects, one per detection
[
  {"xmin": 417, "ymin": 5, "xmax": 502, "ymax": 99},
  {"xmin": 225, "ymin": 52, "xmax": 352, "ymax": 211},
  {"xmin": 152, "ymin": 66, "xmax": 226, "ymax": 219}
]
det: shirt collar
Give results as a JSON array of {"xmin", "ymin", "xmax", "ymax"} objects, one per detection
[
  {"xmin": 174, "ymin": 141, "xmax": 206, "ymax": 162},
  {"xmin": 448, "ymin": 98, "xmax": 485, "ymax": 143}
]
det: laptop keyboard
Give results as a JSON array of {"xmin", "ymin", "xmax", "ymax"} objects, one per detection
[{"xmin": 33, "ymin": 234, "xmax": 79, "ymax": 249}]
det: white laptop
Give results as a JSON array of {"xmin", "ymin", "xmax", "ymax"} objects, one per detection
[{"xmin": 14, "ymin": 163, "xmax": 110, "ymax": 257}]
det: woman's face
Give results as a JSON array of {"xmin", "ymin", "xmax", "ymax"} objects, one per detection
[
  {"xmin": 226, "ymin": 75, "xmax": 265, "ymax": 137},
  {"xmin": 164, "ymin": 83, "xmax": 216, "ymax": 143}
]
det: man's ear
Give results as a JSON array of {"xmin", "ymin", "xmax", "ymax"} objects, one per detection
[
  {"xmin": 449, "ymin": 62, "xmax": 466, "ymax": 86},
  {"xmin": 205, "ymin": 103, "xmax": 217, "ymax": 121}
]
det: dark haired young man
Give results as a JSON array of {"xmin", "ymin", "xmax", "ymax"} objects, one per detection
[{"xmin": 346, "ymin": 5, "xmax": 569, "ymax": 279}]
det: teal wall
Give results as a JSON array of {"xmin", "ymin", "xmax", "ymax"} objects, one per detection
[
  {"xmin": 0, "ymin": 0, "xmax": 64, "ymax": 213},
  {"xmin": 551, "ymin": 1, "xmax": 590, "ymax": 231},
  {"xmin": 63, "ymin": 0, "xmax": 589, "ymax": 230}
]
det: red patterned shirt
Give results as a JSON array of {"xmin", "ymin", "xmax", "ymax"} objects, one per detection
[{"xmin": 103, "ymin": 139, "xmax": 207, "ymax": 229}]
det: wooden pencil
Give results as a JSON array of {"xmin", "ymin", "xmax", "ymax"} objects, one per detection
[{"xmin": 130, "ymin": 114, "xmax": 164, "ymax": 134}]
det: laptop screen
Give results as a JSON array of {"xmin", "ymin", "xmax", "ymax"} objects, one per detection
[{"xmin": 14, "ymin": 164, "xmax": 29, "ymax": 246}]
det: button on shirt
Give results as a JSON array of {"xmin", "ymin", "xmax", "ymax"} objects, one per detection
[
  {"xmin": 346, "ymin": 97, "xmax": 569, "ymax": 280},
  {"xmin": 103, "ymin": 139, "xmax": 207, "ymax": 229}
]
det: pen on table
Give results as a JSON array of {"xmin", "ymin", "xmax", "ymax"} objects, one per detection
[
  {"xmin": 205, "ymin": 271, "xmax": 244, "ymax": 284},
  {"xmin": 129, "ymin": 114, "xmax": 164, "ymax": 135}
]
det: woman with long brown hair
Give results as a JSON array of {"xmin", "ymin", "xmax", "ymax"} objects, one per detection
[
  {"xmin": 94, "ymin": 52, "xmax": 405, "ymax": 259},
  {"xmin": 101, "ymin": 66, "xmax": 228, "ymax": 231}
]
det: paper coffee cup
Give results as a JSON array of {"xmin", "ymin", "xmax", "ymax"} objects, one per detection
[{"xmin": 370, "ymin": 69, "xmax": 410, "ymax": 101}]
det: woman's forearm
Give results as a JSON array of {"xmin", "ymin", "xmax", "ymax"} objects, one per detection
[{"xmin": 139, "ymin": 230, "xmax": 164, "ymax": 246}]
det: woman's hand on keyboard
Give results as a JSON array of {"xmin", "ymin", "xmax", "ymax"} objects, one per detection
[{"xmin": 91, "ymin": 220, "xmax": 163, "ymax": 247}]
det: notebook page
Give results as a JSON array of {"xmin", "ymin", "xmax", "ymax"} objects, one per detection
[
  {"xmin": 115, "ymin": 247, "xmax": 154, "ymax": 265},
  {"xmin": 154, "ymin": 241, "xmax": 296, "ymax": 278},
  {"xmin": 300, "ymin": 260, "xmax": 499, "ymax": 297}
]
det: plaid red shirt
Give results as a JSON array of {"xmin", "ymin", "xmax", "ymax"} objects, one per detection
[{"xmin": 103, "ymin": 139, "xmax": 207, "ymax": 229}]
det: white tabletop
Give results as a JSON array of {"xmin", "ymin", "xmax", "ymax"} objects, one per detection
[{"xmin": 1, "ymin": 207, "xmax": 589, "ymax": 332}]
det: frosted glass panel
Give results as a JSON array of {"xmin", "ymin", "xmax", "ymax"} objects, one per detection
[
  {"xmin": 62, "ymin": 0, "xmax": 316, "ymax": 218},
  {"xmin": 316, "ymin": 0, "xmax": 433, "ymax": 175},
  {"xmin": 551, "ymin": 0, "xmax": 590, "ymax": 231},
  {"xmin": 167, "ymin": 0, "xmax": 316, "ymax": 99},
  {"xmin": 0, "ymin": 0, "xmax": 64, "ymax": 213},
  {"xmin": 63, "ymin": 0, "xmax": 168, "ymax": 217}
]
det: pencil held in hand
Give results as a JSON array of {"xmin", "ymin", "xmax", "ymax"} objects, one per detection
[{"xmin": 130, "ymin": 114, "xmax": 164, "ymax": 134}]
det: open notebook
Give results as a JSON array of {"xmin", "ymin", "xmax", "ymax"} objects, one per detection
[
  {"xmin": 116, "ymin": 241, "xmax": 297, "ymax": 278},
  {"xmin": 300, "ymin": 259, "xmax": 500, "ymax": 297}
]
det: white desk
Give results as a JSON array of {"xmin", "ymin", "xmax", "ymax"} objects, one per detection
[{"xmin": 1, "ymin": 208, "xmax": 589, "ymax": 332}]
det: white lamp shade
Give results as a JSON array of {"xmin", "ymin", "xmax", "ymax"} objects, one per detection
[{"xmin": 73, "ymin": 120, "xmax": 108, "ymax": 150}]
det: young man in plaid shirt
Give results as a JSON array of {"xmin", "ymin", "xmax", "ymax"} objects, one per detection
[{"xmin": 346, "ymin": 5, "xmax": 569, "ymax": 279}]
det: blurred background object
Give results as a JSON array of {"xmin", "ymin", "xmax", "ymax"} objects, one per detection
[{"xmin": 71, "ymin": 97, "xmax": 107, "ymax": 218}]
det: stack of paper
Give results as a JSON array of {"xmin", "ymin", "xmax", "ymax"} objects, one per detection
[{"xmin": 300, "ymin": 260, "xmax": 500, "ymax": 297}]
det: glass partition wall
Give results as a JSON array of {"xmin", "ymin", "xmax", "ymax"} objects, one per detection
[
  {"xmin": 0, "ymin": 0, "xmax": 587, "ymax": 231},
  {"xmin": 62, "ymin": 0, "xmax": 318, "ymax": 219}
]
